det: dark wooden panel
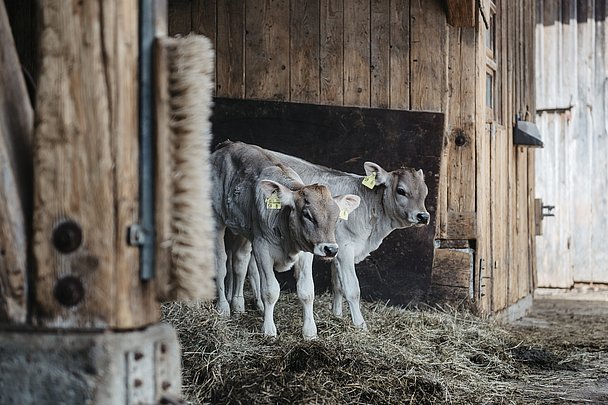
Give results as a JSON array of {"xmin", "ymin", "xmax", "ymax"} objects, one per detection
[
  {"xmin": 192, "ymin": 0, "xmax": 216, "ymax": 42},
  {"xmin": 211, "ymin": 98, "xmax": 444, "ymax": 305},
  {"xmin": 168, "ymin": 0, "xmax": 192, "ymax": 35}
]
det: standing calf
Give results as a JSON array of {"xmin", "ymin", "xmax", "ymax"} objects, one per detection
[
  {"xmin": 211, "ymin": 141, "xmax": 360, "ymax": 337},
  {"xmin": 234, "ymin": 147, "xmax": 429, "ymax": 330}
]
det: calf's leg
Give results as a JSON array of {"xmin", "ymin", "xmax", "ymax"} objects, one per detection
[
  {"xmin": 254, "ymin": 245, "xmax": 280, "ymax": 337},
  {"xmin": 214, "ymin": 224, "xmax": 230, "ymax": 316},
  {"xmin": 230, "ymin": 235, "xmax": 252, "ymax": 314},
  {"xmin": 334, "ymin": 247, "xmax": 367, "ymax": 329},
  {"xmin": 247, "ymin": 257, "xmax": 264, "ymax": 313},
  {"xmin": 293, "ymin": 253, "xmax": 317, "ymax": 339}
]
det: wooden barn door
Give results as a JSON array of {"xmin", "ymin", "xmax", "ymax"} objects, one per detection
[{"xmin": 535, "ymin": 0, "xmax": 608, "ymax": 287}]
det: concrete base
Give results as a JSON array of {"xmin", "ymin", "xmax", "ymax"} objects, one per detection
[
  {"xmin": 0, "ymin": 323, "xmax": 182, "ymax": 405},
  {"xmin": 493, "ymin": 295, "xmax": 533, "ymax": 323}
]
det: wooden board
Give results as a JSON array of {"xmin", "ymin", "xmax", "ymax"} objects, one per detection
[
  {"xmin": 535, "ymin": 0, "xmax": 608, "ymax": 286},
  {"xmin": 410, "ymin": 0, "xmax": 447, "ymax": 112},
  {"xmin": 389, "ymin": 0, "xmax": 410, "ymax": 109},
  {"xmin": 319, "ymin": 0, "xmax": 344, "ymax": 105},
  {"xmin": 343, "ymin": 0, "xmax": 371, "ymax": 106},
  {"xmin": 33, "ymin": 0, "xmax": 157, "ymax": 328},
  {"xmin": 216, "ymin": 0, "xmax": 245, "ymax": 98},
  {"xmin": 290, "ymin": 0, "xmax": 321, "ymax": 103},
  {"xmin": 245, "ymin": 0, "xmax": 290, "ymax": 100},
  {"xmin": 211, "ymin": 98, "xmax": 444, "ymax": 305}
]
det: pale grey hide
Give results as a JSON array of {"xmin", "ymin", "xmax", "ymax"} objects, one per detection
[
  {"xmin": 233, "ymin": 147, "xmax": 429, "ymax": 330},
  {"xmin": 211, "ymin": 141, "xmax": 360, "ymax": 337}
]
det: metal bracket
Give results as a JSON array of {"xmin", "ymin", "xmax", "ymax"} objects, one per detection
[
  {"xmin": 542, "ymin": 205, "xmax": 555, "ymax": 218},
  {"xmin": 128, "ymin": 224, "xmax": 147, "ymax": 247}
]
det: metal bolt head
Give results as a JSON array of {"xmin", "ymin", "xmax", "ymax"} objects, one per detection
[
  {"xmin": 53, "ymin": 276, "xmax": 85, "ymax": 307},
  {"xmin": 454, "ymin": 132, "xmax": 467, "ymax": 147},
  {"xmin": 52, "ymin": 220, "xmax": 83, "ymax": 253}
]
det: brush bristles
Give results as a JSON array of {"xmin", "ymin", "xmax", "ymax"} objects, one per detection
[{"xmin": 166, "ymin": 35, "xmax": 215, "ymax": 301}]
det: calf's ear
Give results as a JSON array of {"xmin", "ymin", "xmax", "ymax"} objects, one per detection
[
  {"xmin": 363, "ymin": 162, "xmax": 390, "ymax": 185},
  {"xmin": 417, "ymin": 169, "xmax": 425, "ymax": 179},
  {"xmin": 334, "ymin": 194, "xmax": 361, "ymax": 214},
  {"xmin": 259, "ymin": 179, "xmax": 295, "ymax": 207}
]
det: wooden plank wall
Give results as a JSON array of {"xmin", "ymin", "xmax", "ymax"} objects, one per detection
[
  {"xmin": 168, "ymin": 0, "xmax": 449, "ymax": 111},
  {"xmin": 535, "ymin": 0, "xmax": 608, "ymax": 286},
  {"xmin": 478, "ymin": 0, "xmax": 537, "ymax": 313},
  {"xmin": 169, "ymin": 0, "xmax": 538, "ymax": 312}
]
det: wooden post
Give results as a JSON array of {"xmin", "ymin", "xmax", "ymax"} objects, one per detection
[
  {"xmin": 0, "ymin": 1, "xmax": 186, "ymax": 403},
  {"xmin": 33, "ymin": 0, "xmax": 157, "ymax": 328}
]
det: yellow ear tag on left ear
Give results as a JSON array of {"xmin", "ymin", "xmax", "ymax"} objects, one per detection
[
  {"xmin": 339, "ymin": 208, "xmax": 349, "ymax": 220},
  {"xmin": 266, "ymin": 192, "xmax": 281, "ymax": 210},
  {"xmin": 362, "ymin": 172, "xmax": 376, "ymax": 189}
]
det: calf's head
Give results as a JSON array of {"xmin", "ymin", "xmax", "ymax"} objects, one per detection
[
  {"xmin": 364, "ymin": 162, "xmax": 430, "ymax": 228},
  {"xmin": 260, "ymin": 180, "xmax": 360, "ymax": 259}
]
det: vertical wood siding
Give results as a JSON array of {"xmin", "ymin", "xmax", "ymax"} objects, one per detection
[
  {"xmin": 535, "ymin": 0, "xmax": 608, "ymax": 286},
  {"xmin": 171, "ymin": 0, "xmax": 439, "ymax": 111},
  {"xmin": 169, "ymin": 0, "xmax": 537, "ymax": 312}
]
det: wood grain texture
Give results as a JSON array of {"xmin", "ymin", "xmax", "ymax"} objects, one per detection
[
  {"xmin": 193, "ymin": 0, "xmax": 217, "ymax": 91},
  {"xmin": 168, "ymin": 0, "xmax": 192, "ymax": 35},
  {"xmin": 217, "ymin": 0, "xmax": 245, "ymax": 98},
  {"xmin": 446, "ymin": 26, "xmax": 477, "ymax": 215},
  {"xmin": 320, "ymin": 0, "xmax": 344, "ymax": 105},
  {"xmin": 445, "ymin": 0, "xmax": 477, "ymax": 27},
  {"xmin": 245, "ymin": 0, "xmax": 290, "ymax": 100},
  {"xmin": 0, "ymin": 1, "xmax": 32, "ymax": 323},
  {"xmin": 389, "ymin": 0, "xmax": 410, "ymax": 110},
  {"xmin": 192, "ymin": 0, "xmax": 216, "ymax": 42},
  {"xmin": 431, "ymin": 248, "xmax": 472, "ymax": 288},
  {"xmin": 290, "ymin": 0, "xmax": 320, "ymax": 103},
  {"xmin": 343, "ymin": 0, "xmax": 370, "ymax": 106},
  {"xmin": 410, "ymin": 0, "xmax": 447, "ymax": 112},
  {"xmin": 371, "ymin": 0, "xmax": 390, "ymax": 108},
  {"xmin": 33, "ymin": 0, "xmax": 157, "ymax": 328}
]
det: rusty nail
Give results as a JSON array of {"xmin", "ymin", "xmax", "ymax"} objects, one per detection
[
  {"xmin": 162, "ymin": 381, "xmax": 171, "ymax": 391},
  {"xmin": 160, "ymin": 343, "xmax": 167, "ymax": 354},
  {"xmin": 53, "ymin": 220, "xmax": 83, "ymax": 253},
  {"xmin": 134, "ymin": 379, "xmax": 143, "ymax": 387},
  {"xmin": 134, "ymin": 352, "xmax": 144, "ymax": 361},
  {"xmin": 53, "ymin": 276, "xmax": 85, "ymax": 307}
]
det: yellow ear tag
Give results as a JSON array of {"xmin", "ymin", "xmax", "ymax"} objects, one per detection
[
  {"xmin": 266, "ymin": 192, "xmax": 282, "ymax": 210},
  {"xmin": 362, "ymin": 172, "xmax": 376, "ymax": 189},
  {"xmin": 339, "ymin": 208, "xmax": 349, "ymax": 220}
]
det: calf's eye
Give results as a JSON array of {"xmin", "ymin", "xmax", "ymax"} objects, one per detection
[
  {"xmin": 303, "ymin": 210, "xmax": 314, "ymax": 222},
  {"xmin": 397, "ymin": 187, "xmax": 412, "ymax": 199}
]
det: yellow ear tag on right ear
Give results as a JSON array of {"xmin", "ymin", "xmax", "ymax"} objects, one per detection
[
  {"xmin": 339, "ymin": 208, "xmax": 349, "ymax": 220},
  {"xmin": 362, "ymin": 172, "xmax": 376, "ymax": 189},
  {"xmin": 266, "ymin": 192, "xmax": 281, "ymax": 209}
]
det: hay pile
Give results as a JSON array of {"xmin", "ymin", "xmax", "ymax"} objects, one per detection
[{"xmin": 161, "ymin": 292, "xmax": 540, "ymax": 404}]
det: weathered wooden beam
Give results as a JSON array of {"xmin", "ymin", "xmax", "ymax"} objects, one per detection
[
  {"xmin": 444, "ymin": 0, "xmax": 477, "ymax": 27},
  {"xmin": 0, "ymin": 0, "xmax": 32, "ymax": 324},
  {"xmin": 33, "ymin": 0, "xmax": 157, "ymax": 328}
]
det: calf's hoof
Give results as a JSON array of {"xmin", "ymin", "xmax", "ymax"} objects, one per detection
[
  {"xmin": 231, "ymin": 297, "xmax": 245, "ymax": 314},
  {"xmin": 215, "ymin": 301, "xmax": 231, "ymax": 317}
]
